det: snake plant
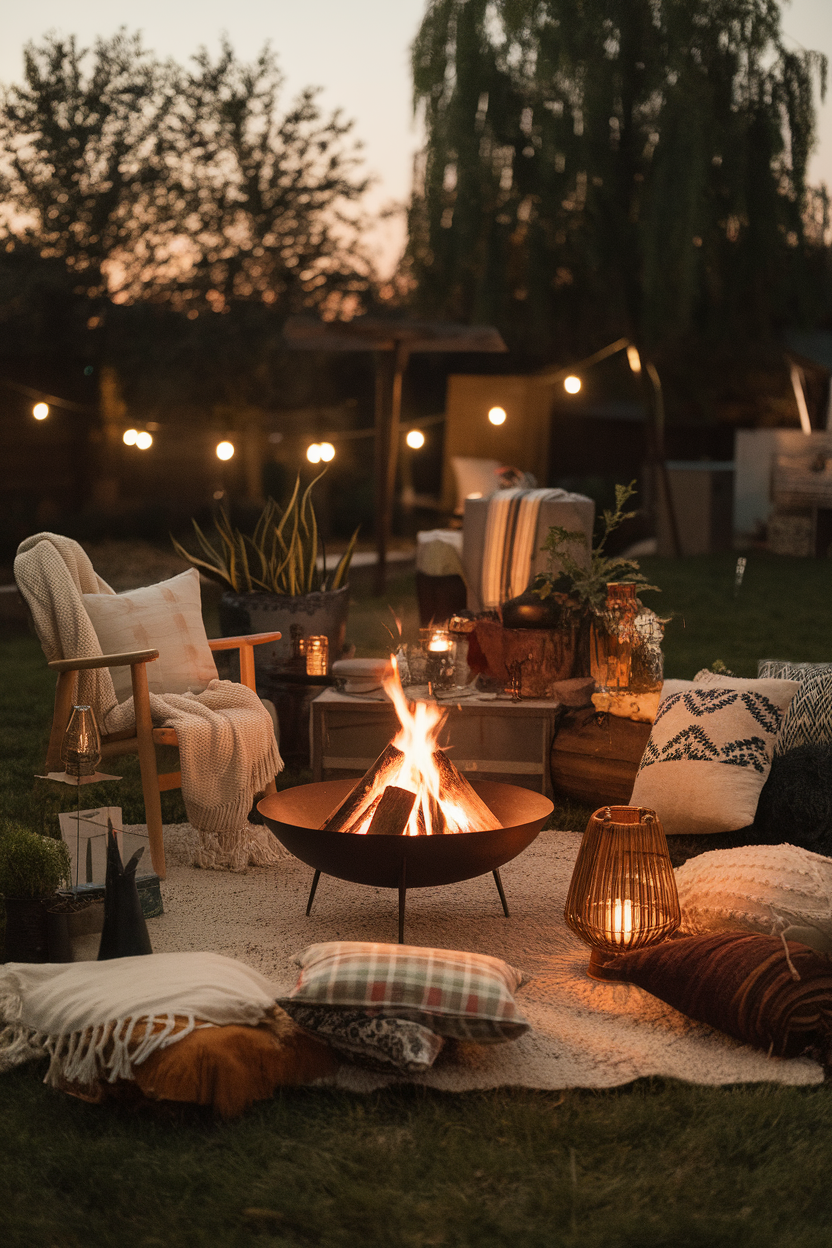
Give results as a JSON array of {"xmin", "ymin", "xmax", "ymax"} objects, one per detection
[{"xmin": 172, "ymin": 472, "xmax": 358, "ymax": 596}]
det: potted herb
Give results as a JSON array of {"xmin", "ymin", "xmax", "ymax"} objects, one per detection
[
  {"xmin": 173, "ymin": 472, "xmax": 359, "ymax": 686},
  {"xmin": 0, "ymin": 823, "xmax": 71, "ymax": 962},
  {"xmin": 501, "ymin": 482, "xmax": 659, "ymax": 676}
]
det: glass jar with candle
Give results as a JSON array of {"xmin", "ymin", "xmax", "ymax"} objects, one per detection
[
  {"xmin": 421, "ymin": 628, "xmax": 456, "ymax": 690},
  {"xmin": 306, "ymin": 635, "xmax": 329, "ymax": 677}
]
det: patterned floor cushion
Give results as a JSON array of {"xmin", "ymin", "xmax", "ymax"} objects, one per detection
[{"xmin": 629, "ymin": 678, "xmax": 798, "ymax": 835}]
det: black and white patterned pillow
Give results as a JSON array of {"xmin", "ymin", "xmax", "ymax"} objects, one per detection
[
  {"xmin": 630, "ymin": 679, "xmax": 798, "ymax": 835},
  {"xmin": 776, "ymin": 673, "xmax": 832, "ymax": 755},
  {"xmin": 281, "ymin": 1004, "xmax": 445, "ymax": 1074},
  {"xmin": 758, "ymin": 660, "xmax": 832, "ymax": 680}
]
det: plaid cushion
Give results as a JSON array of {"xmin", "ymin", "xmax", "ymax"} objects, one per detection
[{"xmin": 278, "ymin": 942, "xmax": 529, "ymax": 1043}]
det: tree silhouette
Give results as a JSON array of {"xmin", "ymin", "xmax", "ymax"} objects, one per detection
[{"xmin": 407, "ymin": 0, "xmax": 828, "ymax": 358}]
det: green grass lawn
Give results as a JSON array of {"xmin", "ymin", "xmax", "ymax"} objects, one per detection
[{"xmin": 1, "ymin": 551, "xmax": 832, "ymax": 1247}]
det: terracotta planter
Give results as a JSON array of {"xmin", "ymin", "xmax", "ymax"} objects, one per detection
[{"xmin": 218, "ymin": 586, "xmax": 350, "ymax": 689}]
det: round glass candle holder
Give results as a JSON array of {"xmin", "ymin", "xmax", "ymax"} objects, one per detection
[{"xmin": 305, "ymin": 635, "xmax": 329, "ymax": 676}]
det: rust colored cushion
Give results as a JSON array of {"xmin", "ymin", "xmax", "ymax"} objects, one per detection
[
  {"xmin": 131, "ymin": 1009, "xmax": 340, "ymax": 1117},
  {"xmin": 603, "ymin": 932, "xmax": 832, "ymax": 1064},
  {"xmin": 59, "ymin": 1010, "xmax": 340, "ymax": 1118}
]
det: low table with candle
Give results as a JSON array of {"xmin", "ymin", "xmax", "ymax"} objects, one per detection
[{"xmin": 310, "ymin": 686, "xmax": 563, "ymax": 799}]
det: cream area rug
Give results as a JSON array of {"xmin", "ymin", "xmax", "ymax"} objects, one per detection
[{"xmin": 87, "ymin": 825, "xmax": 824, "ymax": 1091}]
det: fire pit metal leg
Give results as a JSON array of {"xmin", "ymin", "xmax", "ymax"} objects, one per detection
[
  {"xmin": 306, "ymin": 869, "xmax": 322, "ymax": 916},
  {"xmin": 493, "ymin": 868, "xmax": 510, "ymax": 918},
  {"xmin": 398, "ymin": 858, "xmax": 407, "ymax": 945}
]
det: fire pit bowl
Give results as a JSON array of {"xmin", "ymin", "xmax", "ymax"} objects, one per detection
[{"xmin": 258, "ymin": 779, "xmax": 554, "ymax": 942}]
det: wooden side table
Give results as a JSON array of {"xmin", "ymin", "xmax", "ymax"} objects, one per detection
[{"xmin": 310, "ymin": 688, "xmax": 562, "ymax": 799}]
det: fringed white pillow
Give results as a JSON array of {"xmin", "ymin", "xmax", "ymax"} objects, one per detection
[
  {"xmin": 0, "ymin": 951, "xmax": 279, "ymax": 1089},
  {"xmin": 675, "ymin": 843, "xmax": 832, "ymax": 956}
]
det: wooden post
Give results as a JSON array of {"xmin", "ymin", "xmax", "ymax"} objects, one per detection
[
  {"xmin": 130, "ymin": 660, "xmax": 166, "ymax": 880},
  {"xmin": 373, "ymin": 341, "xmax": 410, "ymax": 597}
]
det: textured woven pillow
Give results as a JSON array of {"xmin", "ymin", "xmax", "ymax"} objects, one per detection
[
  {"xmin": 774, "ymin": 672, "xmax": 832, "ymax": 756},
  {"xmin": 278, "ymin": 942, "xmax": 530, "ymax": 1043},
  {"xmin": 629, "ymin": 678, "xmax": 798, "ymax": 835},
  {"xmin": 283, "ymin": 1004, "xmax": 445, "ymax": 1073},
  {"xmin": 754, "ymin": 745, "xmax": 832, "ymax": 855},
  {"xmin": 758, "ymin": 660, "xmax": 832, "ymax": 680},
  {"xmin": 82, "ymin": 568, "xmax": 217, "ymax": 702},
  {"xmin": 602, "ymin": 931, "xmax": 832, "ymax": 1063},
  {"xmin": 675, "ymin": 843, "xmax": 832, "ymax": 955}
]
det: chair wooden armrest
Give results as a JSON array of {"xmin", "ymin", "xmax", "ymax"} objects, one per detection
[
  {"xmin": 48, "ymin": 648, "xmax": 160, "ymax": 672},
  {"xmin": 207, "ymin": 631, "xmax": 282, "ymax": 691}
]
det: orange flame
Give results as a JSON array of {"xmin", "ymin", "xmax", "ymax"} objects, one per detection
[{"xmin": 350, "ymin": 655, "xmax": 471, "ymax": 836}]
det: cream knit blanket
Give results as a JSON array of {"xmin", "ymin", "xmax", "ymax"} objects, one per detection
[{"xmin": 14, "ymin": 533, "xmax": 284, "ymax": 871}]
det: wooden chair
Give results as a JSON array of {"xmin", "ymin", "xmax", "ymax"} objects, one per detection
[{"xmin": 44, "ymin": 632, "xmax": 281, "ymax": 880}]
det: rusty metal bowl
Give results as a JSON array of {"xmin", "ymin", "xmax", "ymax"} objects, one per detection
[{"xmin": 258, "ymin": 779, "xmax": 553, "ymax": 942}]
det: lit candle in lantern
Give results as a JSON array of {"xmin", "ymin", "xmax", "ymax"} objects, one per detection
[
  {"xmin": 306, "ymin": 635, "xmax": 329, "ymax": 676},
  {"xmin": 428, "ymin": 631, "xmax": 452, "ymax": 653},
  {"xmin": 610, "ymin": 898, "xmax": 633, "ymax": 946}
]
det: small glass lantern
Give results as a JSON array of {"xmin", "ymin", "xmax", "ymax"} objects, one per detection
[
  {"xmin": 306, "ymin": 635, "xmax": 329, "ymax": 676},
  {"xmin": 563, "ymin": 805, "xmax": 680, "ymax": 979},
  {"xmin": 422, "ymin": 628, "xmax": 456, "ymax": 690},
  {"xmin": 61, "ymin": 705, "xmax": 102, "ymax": 778}
]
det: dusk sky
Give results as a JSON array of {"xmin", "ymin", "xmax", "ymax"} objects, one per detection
[{"xmin": 1, "ymin": 0, "xmax": 830, "ymax": 275}]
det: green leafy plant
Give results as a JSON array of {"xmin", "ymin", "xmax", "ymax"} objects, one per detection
[
  {"xmin": 172, "ymin": 472, "xmax": 359, "ymax": 596},
  {"xmin": 532, "ymin": 481, "xmax": 659, "ymax": 612},
  {"xmin": 0, "ymin": 822, "xmax": 71, "ymax": 899}
]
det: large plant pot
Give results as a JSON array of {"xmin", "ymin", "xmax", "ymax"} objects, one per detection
[
  {"xmin": 2, "ymin": 896, "xmax": 49, "ymax": 963},
  {"xmin": 218, "ymin": 585, "xmax": 350, "ymax": 689}
]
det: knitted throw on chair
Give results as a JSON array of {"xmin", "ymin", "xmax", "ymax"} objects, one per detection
[{"xmin": 15, "ymin": 533, "xmax": 284, "ymax": 871}]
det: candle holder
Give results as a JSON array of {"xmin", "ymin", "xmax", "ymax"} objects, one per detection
[
  {"xmin": 421, "ymin": 628, "xmax": 456, "ymax": 691},
  {"xmin": 305, "ymin": 635, "xmax": 329, "ymax": 677},
  {"xmin": 563, "ymin": 804, "xmax": 680, "ymax": 980},
  {"xmin": 61, "ymin": 705, "xmax": 102, "ymax": 778}
]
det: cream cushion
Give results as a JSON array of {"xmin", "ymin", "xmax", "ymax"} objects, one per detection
[
  {"xmin": 675, "ymin": 843, "xmax": 832, "ymax": 955},
  {"xmin": 629, "ymin": 677, "xmax": 799, "ymax": 835},
  {"xmin": 82, "ymin": 568, "xmax": 217, "ymax": 702}
]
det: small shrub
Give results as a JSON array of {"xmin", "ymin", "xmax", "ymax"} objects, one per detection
[{"xmin": 0, "ymin": 821, "xmax": 71, "ymax": 898}]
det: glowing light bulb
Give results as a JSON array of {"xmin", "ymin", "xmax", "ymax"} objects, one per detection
[
  {"xmin": 307, "ymin": 444, "xmax": 322, "ymax": 464},
  {"xmin": 32, "ymin": 402, "xmax": 49, "ymax": 420},
  {"xmin": 216, "ymin": 440, "xmax": 234, "ymax": 461},
  {"xmin": 564, "ymin": 376, "xmax": 581, "ymax": 394},
  {"xmin": 488, "ymin": 406, "xmax": 507, "ymax": 426},
  {"xmin": 626, "ymin": 345, "xmax": 642, "ymax": 374},
  {"xmin": 319, "ymin": 442, "xmax": 335, "ymax": 462},
  {"xmin": 135, "ymin": 431, "xmax": 153, "ymax": 449},
  {"xmin": 123, "ymin": 428, "xmax": 138, "ymax": 446},
  {"xmin": 406, "ymin": 429, "xmax": 425, "ymax": 449}
]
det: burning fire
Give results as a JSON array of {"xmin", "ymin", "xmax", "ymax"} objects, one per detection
[{"xmin": 377, "ymin": 656, "xmax": 470, "ymax": 835}]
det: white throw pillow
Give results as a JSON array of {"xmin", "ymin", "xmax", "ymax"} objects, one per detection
[
  {"xmin": 83, "ymin": 568, "xmax": 217, "ymax": 702},
  {"xmin": 675, "ymin": 843, "xmax": 832, "ymax": 955},
  {"xmin": 629, "ymin": 678, "xmax": 799, "ymax": 835}
]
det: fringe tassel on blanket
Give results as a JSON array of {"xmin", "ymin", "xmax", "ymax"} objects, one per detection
[
  {"xmin": 192, "ymin": 820, "xmax": 290, "ymax": 872},
  {"xmin": 1, "ymin": 1014, "xmax": 214, "ymax": 1088}
]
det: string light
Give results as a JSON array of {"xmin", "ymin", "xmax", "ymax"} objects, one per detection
[
  {"xmin": 32, "ymin": 402, "xmax": 49, "ymax": 420},
  {"xmin": 564, "ymin": 375, "xmax": 581, "ymax": 394},
  {"xmin": 626, "ymin": 345, "xmax": 642, "ymax": 374},
  {"xmin": 406, "ymin": 429, "xmax": 425, "ymax": 449},
  {"xmin": 135, "ymin": 431, "xmax": 153, "ymax": 450},
  {"xmin": 123, "ymin": 429, "xmax": 138, "ymax": 446},
  {"xmin": 319, "ymin": 442, "xmax": 335, "ymax": 462},
  {"xmin": 488, "ymin": 406, "xmax": 507, "ymax": 425},
  {"xmin": 307, "ymin": 443, "xmax": 322, "ymax": 464},
  {"xmin": 216, "ymin": 441, "xmax": 234, "ymax": 461}
]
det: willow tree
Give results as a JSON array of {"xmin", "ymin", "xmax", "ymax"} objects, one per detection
[{"xmin": 407, "ymin": 0, "xmax": 827, "ymax": 358}]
